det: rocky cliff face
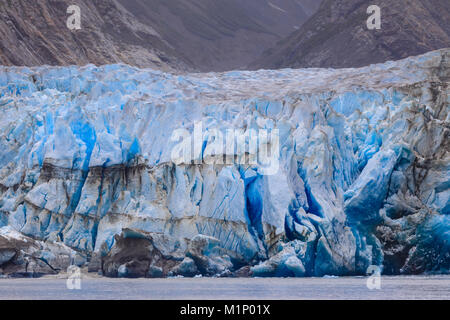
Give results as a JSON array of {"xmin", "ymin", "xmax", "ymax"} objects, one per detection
[
  {"xmin": 0, "ymin": 0, "xmax": 321, "ymax": 72},
  {"xmin": 251, "ymin": 0, "xmax": 450, "ymax": 69},
  {"xmin": 117, "ymin": 0, "xmax": 322, "ymax": 72},
  {"xmin": 0, "ymin": 0, "xmax": 188, "ymax": 71},
  {"xmin": 0, "ymin": 49, "xmax": 448, "ymax": 278}
]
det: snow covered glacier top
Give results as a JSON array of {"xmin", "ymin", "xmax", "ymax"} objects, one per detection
[{"xmin": 0, "ymin": 49, "xmax": 448, "ymax": 277}]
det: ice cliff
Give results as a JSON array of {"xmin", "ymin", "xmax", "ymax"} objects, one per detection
[{"xmin": 0, "ymin": 49, "xmax": 448, "ymax": 277}]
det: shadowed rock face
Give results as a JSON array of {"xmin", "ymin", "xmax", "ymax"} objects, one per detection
[
  {"xmin": 0, "ymin": 49, "xmax": 448, "ymax": 278},
  {"xmin": 0, "ymin": 0, "xmax": 189, "ymax": 71},
  {"xmin": 0, "ymin": 0, "xmax": 321, "ymax": 72},
  {"xmin": 117, "ymin": 0, "xmax": 322, "ymax": 71},
  {"xmin": 250, "ymin": 0, "xmax": 450, "ymax": 70},
  {"xmin": 101, "ymin": 230, "xmax": 178, "ymax": 278}
]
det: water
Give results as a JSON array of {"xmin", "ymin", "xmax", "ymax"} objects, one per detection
[{"xmin": 0, "ymin": 275, "xmax": 448, "ymax": 300}]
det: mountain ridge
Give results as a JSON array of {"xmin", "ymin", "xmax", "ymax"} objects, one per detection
[
  {"xmin": 250, "ymin": 0, "xmax": 450, "ymax": 69},
  {"xmin": 0, "ymin": 0, "xmax": 321, "ymax": 72}
]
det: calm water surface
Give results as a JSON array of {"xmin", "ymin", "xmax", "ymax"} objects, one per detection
[{"xmin": 0, "ymin": 275, "xmax": 449, "ymax": 300}]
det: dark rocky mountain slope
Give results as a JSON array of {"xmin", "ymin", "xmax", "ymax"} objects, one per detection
[
  {"xmin": 250, "ymin": 0, "xmax": 450, "ymax": 69},
  {"xmin": 0, "ymin": 0, "xmax": 321, "ymax": 71},
  {"xmin": 0, "ymin": 0, "xmax": 188, "ymax": 71}
]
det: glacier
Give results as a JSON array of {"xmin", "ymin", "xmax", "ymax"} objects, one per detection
[{"xmin": 0, "ymin": 49, "xmax": 448, "ymax": 278}]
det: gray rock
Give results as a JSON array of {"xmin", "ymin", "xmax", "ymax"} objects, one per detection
[
  {"xmin": 101, "ymin": 229, "xmax": 180, "ymax": 278},
  {"xmin": 87, "ymin": 253, "xmax": 102, "ymax": 273},
  {"xmin": 0, "ymin": 227, "xmax": 79, "ymax": 277}
]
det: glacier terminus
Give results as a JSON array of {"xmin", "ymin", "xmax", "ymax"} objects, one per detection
[{"xmin": 0, "ymin": 49, "xmax": 448, "ymax": 278}]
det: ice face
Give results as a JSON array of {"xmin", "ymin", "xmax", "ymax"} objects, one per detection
[{"xmin": 0, "ymin": 49, "xmax": 448, "ymax": 276}]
